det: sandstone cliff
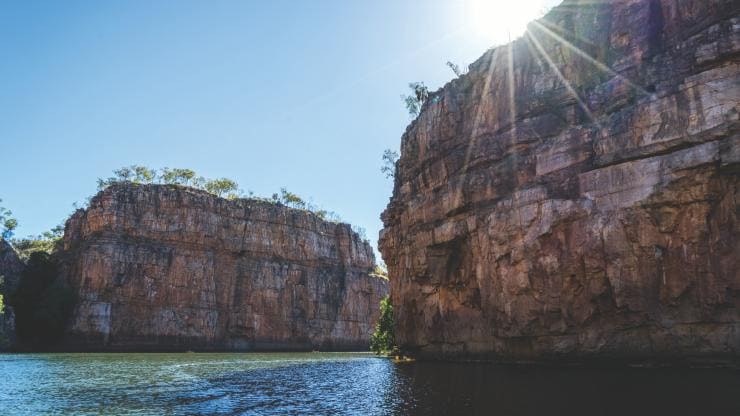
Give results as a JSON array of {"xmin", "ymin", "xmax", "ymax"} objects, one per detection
[
  {"xmin": 380, "ymin": 0, "xmax": 739, "ymax": 360},
  {"xmin": 59, "ymin": 184, "xmax": 388, "ymax": 351}
]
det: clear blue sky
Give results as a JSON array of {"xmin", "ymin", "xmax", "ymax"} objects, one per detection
[{"xmin": 0, "ymin": 0, "xmax": 558, "ymax": 256}]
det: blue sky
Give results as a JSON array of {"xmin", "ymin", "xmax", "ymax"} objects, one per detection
[{"xmin": 0, "ymin": 0, "xmax": 558, "ymax": 255}]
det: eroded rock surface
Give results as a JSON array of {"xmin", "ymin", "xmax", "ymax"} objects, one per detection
[
  {"xmin": 380, "ymin": 0, "xmax": 739, "ymax": 360},
  {"xmin": 60, "ymin": 184, "xmax": 387, "ymax": 351}
]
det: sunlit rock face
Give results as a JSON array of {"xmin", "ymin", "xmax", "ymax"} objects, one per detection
[
  {"xmin": 380, "ymin": 0, "xmax": 739, "ymax": 360},
  {"xmin": 0, "ymin": 239, "xmax": 23, "ymax": 350},
  {"xmin": 59, "ymin": 184, "xmax": 388, "ymax": 351}
]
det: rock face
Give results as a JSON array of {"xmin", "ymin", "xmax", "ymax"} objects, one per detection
[
  {"xmin": 0, "ymin": 239, "xmax": 23, "ymax": 350},
  {"xmin": 0, "ymin": 238, "xmax": 24, "ymax": 294},
  {"xmin": 60, "ymin": 184, "xmax": 388, "ymax": 351},
  {"xmin": 380, "ymin": 0, "xmax": 739, "ymax": 360}
]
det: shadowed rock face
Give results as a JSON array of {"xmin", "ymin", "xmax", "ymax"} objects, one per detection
[
  {"xmin": 0, "ymin": 239, "xmax": 23, "ymax": 350},
  {"xmin": 60, "ymin": 184, "xmax": 388, "ymax": 351},
  {"xmin": 380, "ymin": 0, "xmax": 739, "ymax": 360},
  {"xmin": 0, "ymin": 239, "xmax": 24, "ymax": 294}
]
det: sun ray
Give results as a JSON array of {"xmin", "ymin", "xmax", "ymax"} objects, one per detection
[
  {"xmin": 530, "ymin": 20, "xmax": 649, "ymax": 96},
  {"xmin": 454, "ymin": 47, "xmax": 499, "ymax": 209},
  {"xmin": 506, "ymin": 41, "xmax": 527, "ymax": 231},
  {"xmin": 525, "ymin": 29, "xmax": 603, "ymax": 130}
]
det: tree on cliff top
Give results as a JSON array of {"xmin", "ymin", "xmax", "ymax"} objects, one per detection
[
  {"xmin": 381, "ymin": 149, "xmax": 399, "ymax": 179},
  {"xmin": 279, "ymin": 188, "xmax": 306, "ymax": 209},
  {"xmin": 0, "ymin": 199, "xmax": 18, "ymax": 240},
  {"xmin": 204, "ymin": 178, "xmax": 239, "ymax": 198},
  {"xmin": 370, "ymin": 296, "xmax": 396, "ymax": 354},
  {"xmin": 160, "ymin": 167, "xmax": 197, "ymax": 186},
  {"xmin": 402, "ymin": 82, "xmax": 429, "ymax": 117},
  {"xmin": 11, "ymin": 224, "xmax": 64, "ymax": 261}
]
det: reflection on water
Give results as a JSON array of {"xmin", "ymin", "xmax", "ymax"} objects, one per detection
[{"xmin": 0, "ymin": 353, "xmax": 737, "ymax": 415}]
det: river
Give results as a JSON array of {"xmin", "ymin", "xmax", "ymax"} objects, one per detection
[{"xmin": 0, "ymin": 352, "xmax": 737, "ymax": 415}]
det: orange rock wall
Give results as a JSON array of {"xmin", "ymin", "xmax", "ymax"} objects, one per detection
[
  {"xmin": 380, "ymin": 0, "xmax": 739, "ymax": 359},
  {"xmin": 61, "ymin": 184, "xmax": 388, "ymax": 351}
]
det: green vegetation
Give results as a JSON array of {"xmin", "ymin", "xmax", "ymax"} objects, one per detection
[
  {"xmin": 401, "ymin": 82, "xmax": 429, "ymax": 117},
  {"xmin": 96, "ymin": 166, "xmax": 352, "ymax": 225},
  {"xmin": 446, "ymin": 61, "xmax": 468, "ymax": 77},
  {"xmin": 371, "ymin": 262, "xmax": 389, "ymax": 280},
  {"xmin": 160, "ymin": 167, "xmax": 197, "ymax": 186},
  {"xmin": 0, "ymin": 199, "xmax": 18, "ymax": 240},
  {"xmin": 11, "ymin": 225, "xmax": 64, "ymax": 261},
  {"xmin": 370, "ymin": 295, "xmax": 396, "ymax": 354},
  {"xmin": 381, "ymin": 149, "xmax": 400, "ymax": 179},
  {"xmin": 277, "ymin": 187, "xmax": 306, "ymax": 209},
  {"xmin": 352, "ymin": 225, "xmax": 368, "ymax": 242},
  {"xmin": 204, "ymin": 178, "xmax": 239, "ymax": 198},
  {"xmin": 9, "ymin": 252, "xmax": 76, "ymax": 347},
  {"xmin": 0, "ymin": 275, "xmax": 5, "ymax": 313}
]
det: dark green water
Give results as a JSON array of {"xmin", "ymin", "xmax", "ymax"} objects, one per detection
[{"xmin": 1, "ymin": 353, "xmax": 738, "ymax": 415}]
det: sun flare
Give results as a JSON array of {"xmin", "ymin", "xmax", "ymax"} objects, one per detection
[{"xmin": 469, "ymin": 0, "xmax": 554, "ymax": 44}]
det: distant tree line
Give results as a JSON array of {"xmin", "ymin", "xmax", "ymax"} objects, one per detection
[{"xmin": 97, "ymin": 166, "xmax": 241, "ymax": 198}]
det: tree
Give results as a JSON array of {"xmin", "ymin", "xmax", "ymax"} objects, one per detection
[
  {"xmin": 280, "ymin": 188, "xmax": 306, "ymax": 209},
  {"xmin": 11, "ymin": 224, "xmax": 65, "ymax": 261},
  {"xmin": 381, "ymin": 149, "xmax": 400, "ymax": 179},
  {"xmin": 131, "ymin": 165, "xmax": 156, "ymax": 184},
  {"xmin": 9, "ymin": 251, "xmax": 76, "ymax": 347},
  {"xmin": 0, "ymin": 199, "xmax": 18, "ymax": 240},
  {"xmin": 112, "ymin": 166, "xmax": 134, "ymax": 182},
  {"xmin": 370, "ymin": 296, "xmax": 396, "ymax": 354},
  {"xmin": 160, "ymin": 167, "xmax": 197, "ymax": 186},
  {"xmin": 401, "ymin": 82, "xmax": 429, "ymax": 117},
  {"xmin": 204, "ymin": 178, "xmax": 239, "ymax": 197},
  {"xmin": 446, "ymin": 61, "xmax": 468, "ymax": 77},
  {"xmin": 352, "ymin": 225, "xmax": 368, "ymax": 241},
  {"xmin": 97, "ymin": 165, "xmax": 157, "ymax": 190}
]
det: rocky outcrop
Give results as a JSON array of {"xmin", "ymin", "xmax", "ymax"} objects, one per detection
[
  {"xmin": 0, "ymin": 239, "xmax": 23, "ymax": 349},
  {"xmin": 59, "ymin": 184, "xmax": 388, "ymax": 351},
  {"xmin": 380, "ymin": 0, "xmax": 739, "ymax": 360},
  {"xmin": 0, "ymin": 238, "xmax": 24, "ymax": 294}
]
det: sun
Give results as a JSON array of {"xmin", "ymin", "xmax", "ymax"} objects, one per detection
[{"xmin": 469, "ymin": 0, "xmax": 554, "ymax": 44}]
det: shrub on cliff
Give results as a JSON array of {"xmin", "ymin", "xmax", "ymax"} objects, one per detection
[
  {"xmin": 9, "ymin": 252, "xmax": 76, "ymax": 347},
  {"xmin": 370, "ymin": 296, "xmax": 396, "ymax": 354},
  {"xmin": 0, "ymin": 276, "xmax": 4, "ymax": 313},
  {"xmin": 204, "ymin": 178, "xmax": 239, "ymax": 198},
  {"xmin": 401, "ymin": 82, "xmax": 429, "ymax": 117},
  {"xmin": 10, "ymin": 225, "xmax": 64, "ymax": 261},
  {"xmin": 381, "ymin": 149, "xmax": 399, "ymax": 179}
]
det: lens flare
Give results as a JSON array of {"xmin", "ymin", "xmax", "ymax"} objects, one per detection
[{"xmin": 469, "ymin": 0, "xmax": 553, "ymax": 44}]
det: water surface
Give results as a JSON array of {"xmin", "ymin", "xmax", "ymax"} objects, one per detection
[{"xmin": 1, "ymin": 352, "xmax": 737, "ymax": 415}]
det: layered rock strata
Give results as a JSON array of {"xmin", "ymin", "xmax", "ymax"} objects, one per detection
[
  {"xmin": 380, "ymin": 0, "xmax": 739, "ymax": 360},
  {"xmin": 60, "ymin": 184, "xmax": 388, "ymax": 351}
]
